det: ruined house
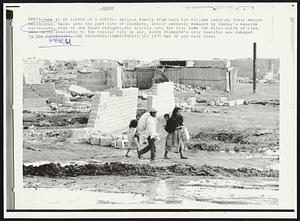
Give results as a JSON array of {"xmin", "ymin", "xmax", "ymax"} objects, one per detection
[{"xmin": 135, "ymin": 59, "xmax": 238, "ymax": 91}]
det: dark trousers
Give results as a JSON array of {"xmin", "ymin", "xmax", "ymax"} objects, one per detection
[{"xmin": 138, "ymin": 136, "xmax": 156, "ymax": 160}]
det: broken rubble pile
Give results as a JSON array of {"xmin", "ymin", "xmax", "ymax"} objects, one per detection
[
  {"xmin": 23, "ymin": 128, "xmax": 73, "ymax": 145},
  {"xmin": 174, "ymin": 83, "xmax": 208, "ymax": 95},
  {"xmin": 208, "ymin": 97, "xmax": 246, "ymax": 107},
  {"xmin": 249, "ymin": 99, "xmax": 279, "ymax": 106},
  {"xmin": 193, "ymin": 129, "xmax": 250, "ymax": 144},
  {"xmin": 176, "ymin": 96, "xmax": 246, "ymax": 113},
  {"xmin": 23, "ymin": 162, "xmax": 279, "ymax": 177},
  {"xmin": 189, "ymin": 128, "xmax": 279, "ymax": 154},
  {"xmin": 191, "ymin": 106, "xmax": 223, "ymax": 114},
  {"xmin": 69, "ymin": 84, "xmax": 94, "ymax": 97},
  {"xmin": 23, "ymin": 110, "xmax": 89, "ymax": 128},
  {"xmin": 188, "ymin": 142, "xmax": 221, "ymax": 152},
  {"xmin": 46, "ymin": 130, "xmax": 72, "ymax": 138},
  {"xmin": 85, "ymin": 129, "xmax": 129, "ymax": 148}
]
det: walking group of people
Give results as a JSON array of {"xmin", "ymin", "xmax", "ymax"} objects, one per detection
[{"xmin": 125, "ymin": 106, "xmax": 188, "ymax": 163}]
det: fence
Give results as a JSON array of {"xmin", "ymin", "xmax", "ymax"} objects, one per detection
[
  {"xmin": 164, "ymin": 67, "xmax": 237, "ymax": 91},
  {"xmin": 77, "ymin": 69, "xmax": 137, "ymax": 91},
  {"xmin": 77, "ymin": 66, "xmax": 238, "ymax": 92},
  {"xmin": 135, "ymin": 67, "xmax": 156, "ymax": 89}
]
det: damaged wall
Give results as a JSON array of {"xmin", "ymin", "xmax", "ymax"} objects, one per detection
[
  {"xmin": 135, "ymin": 67, "xmax": 156, "ymax": 90},
  {"xmin": 164, "ymin": 67, "xmax": 237, "ymax": 91},
  {"xmin": 87, "ymin": 88, "xmax": 138, "ymax": 133},
  {"xmin": 147, "ymin": 82, "xmax": 175, "ymax": 116},
  {"xmin": 77, "ymin": 69, "xmax": 116, "ymax": 91},
  {"xmin": 77, "ymin": 67, "xmax": 137, "ymax": 91},
  {"xmin": 23, "ymin": 83, "xmax": 68, "ymax": 109}
]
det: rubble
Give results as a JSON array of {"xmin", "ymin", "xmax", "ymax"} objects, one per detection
[
  {"xmin": 69, "ymin": 84, "xmax": 94, "ymax": 98},
  {"xmin": 208, "ymin": 97, "xmax": 245, "ymax": 107},
  {"xmin": 196, "ymin": 97, "xmax": 208, "ymax": 103},
  {"xmin": 50, "ymin": 103, "xmax": 59, "ymax": 110},
  {"xmin": 23, "ymin": 110, "xmax": 90, "ymax": 128},
  {"xmin": 23, "ymin": 162, "xmax": 279, "ymax": 178},
  {"xmin": 188, "ymin": 142, "xmax": 221, "ymax": 152},
  {"xmin": 84, "ymin": 129, "xmax": 128, "ymax": 148},
  {"xmin": 190, "ymin": 128, "xmax": 279, "ymax": 154},
  {"xmin": 174, "ymin": 83, "xmax": 207, "ymax": 95},
  {"xmin": 248, "ymin": 99, "xmax": 279, "ymax": 106},
  {"xmin": 25, "ymin": 146, "xmax": 42, "ymax": 151}
]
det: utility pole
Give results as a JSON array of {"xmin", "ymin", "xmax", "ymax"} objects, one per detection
[{"xmin": 253, "ymin": 42, "xmax": 257, "ymax": 93}]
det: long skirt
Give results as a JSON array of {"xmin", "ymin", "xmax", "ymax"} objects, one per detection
[{"xmin": 165, "ymin": 129, "xmax": 183, "ymax": 152}]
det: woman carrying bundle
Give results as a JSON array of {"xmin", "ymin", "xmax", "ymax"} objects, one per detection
[{"xmin": 164, "ymin": 107, "xmax": 188, "ymax": 159}]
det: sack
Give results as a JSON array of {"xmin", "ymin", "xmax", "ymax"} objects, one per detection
[
  {"xmin": 138, "ymin": 112, "xmax": 150, "ymax": 131},
  {"xmin": 180, "ymin": 127, "xmax": 190, "ymax": 143}
]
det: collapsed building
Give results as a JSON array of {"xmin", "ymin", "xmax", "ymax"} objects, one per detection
[
  {"xmin": 86, "ymin": 69, "xmax": 138, "ymax": 134},
  {"xmin": 76, "ymin": 59, "xmax": 137, "ymax": 91},
  {"xmin": 135, "ymin": 59, "xmax": 238, "ymax": 91},
  {"xmin": 23, "ymin": 58, "xmax": 69, "ymax": 110},
  {"xmin": 76, "ymin": 58, "xmax": 238, "ymax": 92}
]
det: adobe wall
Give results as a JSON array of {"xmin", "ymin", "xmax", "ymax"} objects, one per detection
[
  {"xmin": 87, "ymin": 88, "xmax": 138, "ymax": 134},
  {"xmin": 147, "ymin": 82, "xmax": 175, "ymax": 116}
]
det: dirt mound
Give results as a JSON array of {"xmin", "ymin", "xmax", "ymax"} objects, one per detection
[
  {"xmin": 193, "ymin": 129, "xmax": 250, "ymax": 144},
  {"xmin": 189, "ymin": 128, "xmax": 279, "ymax": 153},
  {"xmin": 188, "ymin": 142, "xmax": 222, "ymax": 152},
  {"xmin": 23, "ymin": 162, "xmax": 278, "ymax": 178},
  {"xmin": 249, "ymin": 99, "xmax": 279, "ymax": 106},
  {"xmin": 23, "ymin": 111, "xmax": 89, "ymax": 128}
]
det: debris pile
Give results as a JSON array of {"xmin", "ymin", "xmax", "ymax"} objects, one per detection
[
  {"xmin": 85, "ymin": 129, "xmax": 129, "ymax": 149},
  {"xmin": 23, "ymin": 110, "xmax": 90, "ymax": 128},
  {"xmin": 191, "ymin": 106, "xmax": 224, "ymax": 114},
  {"xmin": 23, "ymin": 162, "xmax": 279, "ymax": 178},
  {"xmin": 188, "ymin": 142, "xmax": 221, "ymax": 152},
  {"xmin": 45, "ymin": 130, "xmax": 72, "ymax": 138},
  {"xmin": 69, "ymin": 84, "xmax": 94, "ymax": 98},
  {"xmin": 175, "ymin": 96, "xmax": 247, "ymax": 113},
  {"xmin": 23, "ymin": 126, "xmax": 46, "ymax": 142},
  {"xmin": 174, "ymin": 83, "xmax": 209, "ymax": 95},
  {"xmin": 248, "ymin": 99, "xmax": 279, "ymax": 106},
  {"xmin": 208, "ymin": 97, "xmax": 246, "ymax": 107},
  {"xmin": 175, "ymin": 97, "xmax": 196, "ymax": 112},
  {"xmin": 237, "ymin": 77, "xmax": 251, "ymax": 83},
  {"xmin": 189, "ymin": 128, "xmax": 279, "ymax": 154}
]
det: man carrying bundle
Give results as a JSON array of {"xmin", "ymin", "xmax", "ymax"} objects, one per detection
[{"xmin": 137, "ymin": 108, "xmax": 159, "ymax": 163}]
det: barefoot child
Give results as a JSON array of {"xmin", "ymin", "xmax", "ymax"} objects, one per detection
[{"xmin": 125, "ymin": 119, "xmax": 140, "ymax": 157}]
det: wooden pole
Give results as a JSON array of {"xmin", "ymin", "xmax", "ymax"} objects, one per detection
[{"xmin": 253, "ymin": 42, "xmax": 257, "ymax": 93}]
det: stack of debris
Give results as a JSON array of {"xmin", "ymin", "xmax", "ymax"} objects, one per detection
[
  {"xmin": 208, "ymin": 97, "xmax": 246, "ymax": 107},
  {"xmin": 174, "ymin": 83, "xmax": 209, "ymax": 95},
  {"xmin": 192, "ymin": 106, "xmax": 223, "ymax": 114},
  {"xmin": 69, "ymin": 84, "xmax": 94, "ymax": 98},
  {"xmin": 237, "ymin": 77, "xmax": 250, "ymax": 83},
  {"xmin": 85, "ymin": 129, "xmax": 129, "ymax": 149},
  {"xmin": 175, "ymin": 97, "xmax": 197, "ymax": 112}
]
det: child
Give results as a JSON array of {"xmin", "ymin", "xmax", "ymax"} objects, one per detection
[
  {"xmin": 125, "ymin": 119, "xmax": 140, "ymax": 157},
  {"xmin": 163, "ymin": 113, "xmax": 170, "ymax": 132}
]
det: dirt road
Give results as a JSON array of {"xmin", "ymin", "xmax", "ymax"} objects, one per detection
[{"xmin": 22, "ymin": 83, "xmax": 280, "ymax": 207}]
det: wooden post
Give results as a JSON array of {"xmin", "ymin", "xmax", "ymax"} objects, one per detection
[{"xmin": 253, "ymin": 42, "xmax": 257, "ymax": 93}]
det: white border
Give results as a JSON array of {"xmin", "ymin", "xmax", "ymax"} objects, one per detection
[{"xmin": 3, "ymin": 2, "xmax": 297, "ymax": 218}]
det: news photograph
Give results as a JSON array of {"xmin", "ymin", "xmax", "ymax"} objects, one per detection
[{"xmin": 3, "ymin": 2, "xmax": 297, "ymax": 219}]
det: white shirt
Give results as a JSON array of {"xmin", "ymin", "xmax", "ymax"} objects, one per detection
[{"xmin": 145, "ymin": 115, "xmax": 159, "ymax": 139}]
